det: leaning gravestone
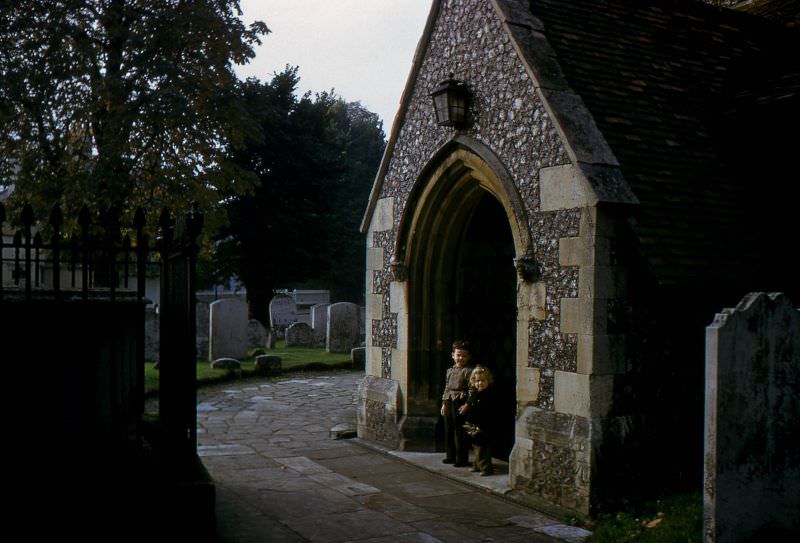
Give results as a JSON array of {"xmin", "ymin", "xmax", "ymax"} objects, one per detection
[
  {"xmin": 247, "ymin": 319, "xmax": 267, "ymax": 350},
  {"xmin": 144, "ymin": 307, "xmax": 159, "ymax": 362},
  {"xmin": 269, "ymin": 294, "xmax": 297, "ymax": 339},
  {"xmin": 285, "ymin": 322, "xmax": 314, "ymax": 347},
  {"xmin": 208, "ymin": 298, "xmax": 249, "ymax": 361},
  {"xmin": 196, "ymin": 301, "xmax": 210, "ymax": 361},
  {"xmin": 326, "ymin": 302, "xmax": 360, "ymax": 353},
  {"xmin": 311, "ymin": 303, "xmax": 331, "ymax": 346},
  {"xmin": 704, "ymin": 292, "xmax": 800, "ymax": 543}
]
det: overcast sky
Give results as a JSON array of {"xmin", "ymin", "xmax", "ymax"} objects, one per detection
[{"xmin": 235, "ymin": 1, "xmax": 432, "ymax": 134}]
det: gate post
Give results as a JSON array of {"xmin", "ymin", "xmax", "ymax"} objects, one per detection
[{"xmin": 158, "ymin": 206, "xmax": 204, "ymax": 460}]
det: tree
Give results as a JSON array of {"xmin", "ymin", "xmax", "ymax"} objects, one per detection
[
  {"xmin": 0, "ymin": 0, "xmax": 268, "ymax": 228},
  {"xmin": 207, "ymin": 69, "xmax": 385, "ymax": 324},
  {"xmin": 323, "ymin": 100, "xmax": 388, "ymax": 303}
]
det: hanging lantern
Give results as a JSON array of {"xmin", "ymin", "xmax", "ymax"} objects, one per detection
[{"xmin": 430, "ymin": 76, "xmax": 469, "ymax": 128}]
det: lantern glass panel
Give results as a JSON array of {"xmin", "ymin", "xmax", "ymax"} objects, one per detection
[
  {"xmin": 449, "ymin": 94, "xmax": 466, "ymax": 124},
  {"xmin": 433, "ymin": 92, "xmax": 449, "ymax": 124}
]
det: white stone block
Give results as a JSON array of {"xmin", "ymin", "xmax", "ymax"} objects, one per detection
[
  {"xmin": 540, "ymin": 164, "xmax": 592, "ymax": 211},
  {"xmin": 554, "ymin": 371, "xmax": 613, "ymax": 418},
  {"xmin": 372, "ymin": 197, "xmax": 394, "ymax": 232}
]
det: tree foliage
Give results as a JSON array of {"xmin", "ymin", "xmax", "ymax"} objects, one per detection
[
  {"xmin": 207, "ymin": 68, "xmax": 386, "ymax": 323},
  {"xmin": 0, "ymin": 0, "xmax": 268, "ymax": 228},
  {"xmin": 1, "ymin": 2, "xmax": 385, "ymax": 320}
]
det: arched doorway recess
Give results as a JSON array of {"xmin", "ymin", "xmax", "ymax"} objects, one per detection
[{"xmin": 398, "ymin": 142, "xmax": 529, "ymax": 460}]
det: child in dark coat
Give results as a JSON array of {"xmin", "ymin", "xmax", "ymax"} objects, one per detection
[{"xmin": 465, "ymin": 365, "xmax": 496, "ymax": 476}]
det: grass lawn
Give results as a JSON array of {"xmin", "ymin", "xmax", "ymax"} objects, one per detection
[{"xmin": 144, "ymin": 340, "xmax": 353, "ymax": 395}]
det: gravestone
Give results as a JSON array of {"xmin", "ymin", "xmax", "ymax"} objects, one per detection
[
  {"xmin": 269, "ymin": 294, "xmax": 297, "ymax": 339},
  {"xmin": 311, "ymin": 303, "xmax": 331, "ymax": 346},
  {"xmin": 144, "ymin": 307, "xmax": 160, "ymax": 362},
  {"xmin": 208, "ymin": 298, "xmax": 249, "ymax": 361},
  {"xmin": 704, "ymin": 292, "xmax": 800, "ymax": 543},
  {"xmin": 326, "ymin": 302, "xmax": 360, "ymax": 353},
  {"xmin": 351, "ymin": 347, "xmax": 366, "ymax": 370},
  {"xmin": 211, "ymin": 357, "xmax": 241, "ymax": 370},
  {"xmin": 247, "ymin": 319, "xmax": 267, "ymax": 350},
  {"xmin": 195, "ymin": 301, "xmax": 210, "ymax": 360},
  {"xmin": 285, "ymin": 322, "xmax": 314, "ymax": 347},
  {"xmin": 254, "ymin": 354, "xmax": 282, "ymax": 376}
]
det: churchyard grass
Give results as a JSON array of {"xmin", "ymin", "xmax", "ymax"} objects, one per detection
[
  {"xmin": 144, "ymin": 340, "xmax": 352, "ymax": 395},
  {"xmin": 585, "ymin": 492, "xmax": 702, "ymax": 543}
]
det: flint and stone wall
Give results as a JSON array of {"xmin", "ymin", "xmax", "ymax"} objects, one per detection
[{"xmin": 361, "ymin": 0, "xmax": 630, "ymax": 515}]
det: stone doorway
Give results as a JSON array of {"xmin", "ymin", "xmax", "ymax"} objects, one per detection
[
  {"xmin": 403, "ymin": 162, "xmax": 517, "ymax": 460},
  {"xmin": 453, "ymin": 193, "xmax": 517, "ymax": 459}
]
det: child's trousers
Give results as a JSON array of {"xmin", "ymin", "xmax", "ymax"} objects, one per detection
[
  {"xmin": 473, "ymin": 443, "xmax": 493, "ymax": 474},
  {"xmin": 442, "ymin": 398, "xmax": 469, "ymax": 465}
]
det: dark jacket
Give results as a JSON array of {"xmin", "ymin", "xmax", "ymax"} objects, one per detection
[{"xmin": 466, "ymin": 385, "xmax": 497, "ymax": 445}]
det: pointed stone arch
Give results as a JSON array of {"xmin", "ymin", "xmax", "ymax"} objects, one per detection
[
  {"xmin": 393, "ymin": 135, "xmax": 534, "ymax": 275},
  {"xmin": 392, "ymin": 135, "xmax": 540, "ymax": 455}
]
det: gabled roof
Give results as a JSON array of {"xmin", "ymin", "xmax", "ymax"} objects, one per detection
[
  {"xmin": 364, "ymin": 0, "xmax": 799, "ymax": 288},
  {"xmin": 525, "ymin": 0, "xmax": 799, "ymax": 285},
  {"xmin": 736, "ymin": 0, "xmax": 800, "ymax": 28}
]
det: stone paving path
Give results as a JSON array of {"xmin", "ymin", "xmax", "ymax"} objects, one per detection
[{"xmin": 191, "ymin": 370, "xmax": 592, "ymax": 543}]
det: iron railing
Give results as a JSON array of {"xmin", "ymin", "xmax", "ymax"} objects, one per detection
[{"xmin": 0, "ymin": 202, "xmax": 152, "ymax": 303}]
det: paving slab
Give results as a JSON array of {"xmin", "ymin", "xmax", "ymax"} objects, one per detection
[
  {"xmin": 176, "ymin": 370, "xmax": 591, "ymax": 542},
  {"xmin": 355, "ymin": 493, "xmax": 441, "ymax": 523}
]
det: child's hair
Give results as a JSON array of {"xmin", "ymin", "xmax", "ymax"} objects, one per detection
[
  {"xmin": 470, "ymin": 365, "xmax": 493, "ymax": 385},
  {"xmin": 452, "ymin": 339, "xmax": 471, "ymax": 352}
]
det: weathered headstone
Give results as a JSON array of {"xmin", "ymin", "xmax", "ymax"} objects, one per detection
[
  {"xmin": 269, "ymin": 294, "xmax": 297, "ymax": 339},
  {"xmin": 704, "ymin": 292, "xmax": 800, "ymax": 543},
  {"xmin": 208, "ymin": 298, "xmax": 249, "ymax": 361},
  {"xmin": 311, "ymin": 303, "xmax": 330, "ymax": 346},
  {"xmin": 247, "ymin": 319, "xmax": 267, "ymax": 350},
  {"xmin": 326, "ymin": 302, "xmax": 360, "ymax": 353},
  {"xmin": 144, "ymin": 307, "xmax": 159, "ymax": 362},
  {"xmin": 196, "ymin": 300, "xmax": 210, "ymax": 359},
  {"xmin": 211, "ymin": 357, "xmax": 241, "ymax": 370},
  {"xmin": 285, "ymin": 322, "xmax": 314, "ymax": 347},
  {"xmin": 351, "ymin": 347, "xmax": 366, "ymax": 370},
  {"xmin": 254, "ymin": 354, "xmax": 282, "ymax": 376}
]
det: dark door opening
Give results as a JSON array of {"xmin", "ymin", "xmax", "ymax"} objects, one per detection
[{"xmin": 453, "ymin": 192, "xmax": 517, "ymax": 459}]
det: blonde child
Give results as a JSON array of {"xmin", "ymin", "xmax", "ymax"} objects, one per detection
[{"xmin": 465, "ymin": 365, "xmax": 496, "ymax": 475}]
